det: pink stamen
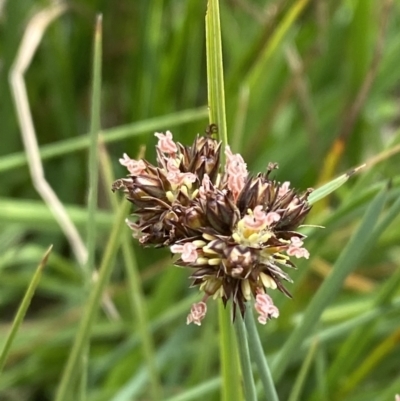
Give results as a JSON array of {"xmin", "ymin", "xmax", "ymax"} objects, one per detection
[
  {"xmin": 278, "ymin": 181, "xmax": 291, "ymax": 197},
  {"xmin": 155, "ymin": 130, "xmax": 178, "ymax": 154},
  {"xmin": 171, "ymin": 242, "xmax": 198, "ymax": 263},
  {"xmin": 243, "ymin": 206, "xmax": 280, "ymax": 231},
  {"xmin": 265, "ymin": 212, "xmax": 281, "ymax": 226},
  {"xmin": 167, "ymin": 171, "xmax": 197, "ymax": 187},
  {"xmin": 254, "ymin": 292, "xmax": 279, "ymax": 324},
  {"xmin": 199, "ymin": 174, "xmax": 211, "ymax": 199},
  {"xmin": 119, "ymin": 153, "xmax": 146, "ymax": 175},
  {"xmin": 287, "ymin": 236, "xmax": 310, "ymax": 259},
  {"xmin": 186, "ymin": 301, "xmax": 207, "ymax": 326},
  {"xmin": 225, "ymin": 145, "xmax": 248, "ymax": 199},
  {"xmin": 166, "ymin": 157, "xmax": 180, "ymax": 172},
  {"xmin": 243, "ymin": 206, "xmax": 268, "ymax": 230}
]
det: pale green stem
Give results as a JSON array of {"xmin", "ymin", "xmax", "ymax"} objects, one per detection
[
  {"xmin": 235, "ymin": 314, "xmax": 257, "ymax": 401},
  {"xmin": 245, "ymin": 310, "xmax": 280, "ymax": 401},
  {"xmin": 206, "ymin": 1, "xmax": 242, "ymax": 400},
  {"xmin": 0, "ymin": 246, "xmax": 52, "ymax": 374}
]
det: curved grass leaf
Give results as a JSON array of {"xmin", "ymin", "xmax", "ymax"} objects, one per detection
[
  {"xmin": 0, "ymin": 245, "xmax": 52, "ymax": 374},
  {"xmin": 272, "ymin": 186, "xmax": 388, "ymax": 381}
]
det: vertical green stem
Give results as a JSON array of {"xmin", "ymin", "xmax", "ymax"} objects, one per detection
[
  {"xmin": 272, "ymin": 187, "xmax": 387, "ymax": 381},
  {"xmin": 86, "ymin": 15, "xmax": 102, "ymax": 281},
  {"xmin": 206, "ymin": 1, "xmax": 241, "ymax": 400},
  {"xmin": 218, "ymin": 303, "xmax": 241, "ymax": 401},
  {"xmin": 79, "ymin": 15, "xmax": 103, "ymax": 401},
  {"xmin": 287, "ymin": 340, "xmax": 318, "ymax": 401},
  {"xmin": 245, "ymin": 310, "xmax": 280, "ymax": 401},
  {"xmin": 235, "ymin": 315, "xmax": 257, "ymax": 401},
  {"xmin": 55, "ymin": 201, "xmax": 129, "ymax": 401},
  {"xmin": 98, "ymin": 143, "xmax": 162, "ymax": 400},
  {"xmin": 0, "ymin": 246, "xmax": 52, "ymax": 375},
  {"xmin": 206, "ymin": 0, "xmax": 228, "ymax": 149}
]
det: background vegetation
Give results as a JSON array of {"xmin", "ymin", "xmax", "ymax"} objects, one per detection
[{"xmin": 0, "ymin": 0, "xmax": 400, "ymax": 400}]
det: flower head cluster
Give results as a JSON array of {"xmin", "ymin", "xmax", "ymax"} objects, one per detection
[{"xmin": 112, "ymin": 127, "xmax": 312, "ymax": 325}]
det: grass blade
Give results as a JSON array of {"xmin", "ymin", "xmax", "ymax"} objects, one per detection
[
  {"xmin": 55, "ymin": 201, "xmax": 129, "ymax": 401},
  {"xmin": 206, "ymin": 1, "xmax": 241, "ymax": 400},
  {"xmin": 218, "ymin": 303, "xmax": 241, "ymax": 401},
  {"xmin": 272, "ymin": 186, "xmax": 388, "ymax": 381},
  {"xmin": 0, "ymin": 107, "xmax": 208, "ymax": 173},
  {"xmin": 245, "ymin": 0, "xmax": 310, "ymax": 90},
  {"xmin": 0, "ymin": 245, "xmax": 52, "ymax": 374},
  {"xmin": 245, "ymin": 310, "xmax": 280, "ymax": 401},
  {"xmin": 86, "ymin": 14, "xmax": 102, "ymax": 280},
  {"xmin": 206, "ymin": 0, "xmax": 227, "ymax": 148},
  {"xmin": 79, "ymin": 15, "xmax": 103, "ymax": 401},
  {"xmin": 308, "ymin": 164, "xmax": 365, "ymax": 206},
  {"xmin": 287, "ymin": 340, "xmax": 318, "ymax": 401},
  {"xmin": 98, "ymin": 143, "xmax": 162, "ymax": 400},
  {"xmin": 234, "ymin": 315, "xmax": 257, "ymax": 401}
]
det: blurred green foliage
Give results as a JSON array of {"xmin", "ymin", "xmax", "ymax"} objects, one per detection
[{"xmin": 1, "ymin": 0, "xmax": 400, "ymax": 400}]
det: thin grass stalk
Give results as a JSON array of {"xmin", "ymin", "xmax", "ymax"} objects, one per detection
[
  {"xmin": 304, "ymin": 298, "xmax": 400, "ymax": 348},
  {"xmin": 0, "ymin": 198, "xmax": 113, "ymax": 232},
  {"xmin": 0, "ymin": 245, "xmax": 52, "ymax": 374},
  {"xmin": 245, "ymin": 310, "xmax": 280, "ymax": 401},
  {"xmin": 245, "ymin": 0, "xmax": 310, "ymax": 90},
  {"xmin": 234, "ymin": 315, "xmax": 257, "ymax": 401},
  {"xmin": 0, "ymin": 107, "xmax": 208, "ymax": 173},
  {"xmin": 163, "ymin": 377, "xmax": 221, "ymax": 401},
  {"xmin": 120, "ymin": 235, "xmax": 163, "ymax": 400},
  {"xmin": 206, "ymin": 0, "xmax": 227, "ymax": 148},
  {"xmin": 318, "ymin": 193, "xmax": 400, "ymax": 394},
  {"xmin": 79, "ymin": 351, "xmax": 89, "ymax": 401},
  {"xmin": 287, "ymin": 340, "xmax": 318, "ymax": 401},
  {"xmin": 371, "ymin": 195, "xmax": 400, "ymax": 305},
  {"xmin": 79, "ymin": 15, "xmax": 103, "ymax": 401},
  {"xmin": 217, "ymin": 303, "xmax": 241, "ymax": 401},
  {"xmin": 322, "ymin": 191, "xmax": 400, "ymax": 394},
  {"xmin": 55, "ymin": 201, "xmax": 129, "ymax": 401},
  {"xmin": 338, "ymin": 328, "xmax": 400, "ymax": 398},
  {"xmin": 308, "ymin": 165, "xmax": 365, "ymax": 206},
  {"xmin": 98, "ymin": 143, "xmax": 162, "ymax": 400},
  {"xmin": 86, "ymin": 14, "xmax": 102, "ymax": 282},
  {"xmin": 272, "ymin": 187, "xmax": 388, "ymax": 381},
  {"xmin": 314, "ymin": 347, "xmax": 328, "ymax": 400},
  {"xmin": 206, "ymin": 1, "xmax": 241, "ymax": 400}
]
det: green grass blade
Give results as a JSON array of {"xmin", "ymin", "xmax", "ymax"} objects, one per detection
[
  {"xmin": 0, "ymin": 245, "xmax": 52, "ymax": 374},
  {"xmin": 245, "ymin": 0, "xmax": 310, "ymax": 90},
  {"xmin": 218, "ymin": 302, "xmax": 241, "ymax": 401},
  {"xmin": 287, "ymin": 340, "xmax": 318, "ymax": 401},
  {"xmin": 0, "ymin": 107, "xmax": 208, "ymax": 173},
  {"xmin": 55, "ymin": 201, "xmax": 130, "ymax": 401},
  {"xmin": 206, "ymin": 0, "xmax": 227, "ymax": 148},
  {"xmin": 234, "ymin": 315, "xmax": 256, "ymax": 401},
  {"xmin": 245, "ymin": 310, "xmax": 280, "ymax": 401},
  {"xmin": 79, "ymin": 15, "xmax": 103, "ymax": 401},
  {"xmin": 206, "ymin": 2, "xmax": 241, "ymax": 400},
  {"xmin": 98, "ymin": 144, "xmax": 162, "ymax": 400},
  {"xmin": 272, "ymin": 186, "xmax": 388, "ymax": 381},
  {"xmin": 0, "ymin": 198, "xmax": 113, "ymax": 233},
  {"xmin": 304, "ymin": 299, "xmax": 400, "ymax": 347},
  {"xmin": 372, "ymin": 194, "xmax": 400, "ymax": 305},
  {"xmin": 86, "ymin": 14, "xmax": 102, "ymax": 280},
  {"xmin": 164, "ymin": 378, "xmax": 220, "ymax": 401},
  {"xmin": 308, "ymin": 164, "xmax": 365, "ymax": 205}
]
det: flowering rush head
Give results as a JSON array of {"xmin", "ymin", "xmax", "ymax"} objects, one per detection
[{"xmin": 112, "ymin": 126, "xmax": 312, "ymax": 326}]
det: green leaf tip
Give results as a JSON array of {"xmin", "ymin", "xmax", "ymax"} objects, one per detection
[
  {"xmin": 40, "ymin": 244, "xmax": 53, "ymax": 268},
  {"xmin": 95, "ymin": 14, "xmax": 103, "ymax": 36},
  {"xmin": 308, "ymin": 163, "xmax": 366, "ymax": 206}
]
